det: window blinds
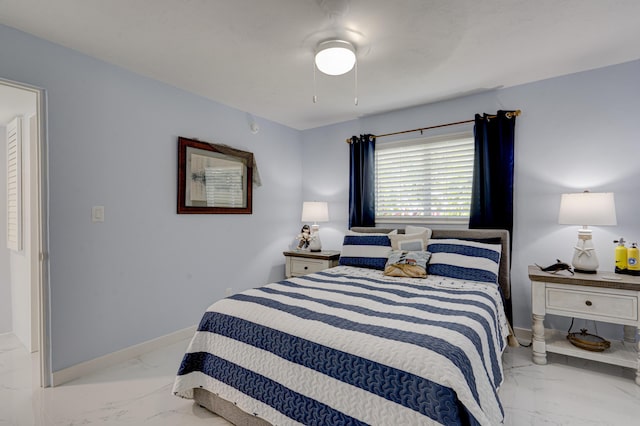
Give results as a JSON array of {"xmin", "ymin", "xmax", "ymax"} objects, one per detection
[
  {"xmin": 6, "ymin": 116, "xmax": 22, "ymax": 251},
  {"xmin": 204, "ymin": 167, "xmax": 245, "ymax": 208},
  {"xmin": 375, "ymin": 134, "xmax": 474, "ymax": 222}
]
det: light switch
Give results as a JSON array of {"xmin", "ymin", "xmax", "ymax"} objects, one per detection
[{"xmin": 92, "ymin": 206, "xmax": 105, "ymax": 223}]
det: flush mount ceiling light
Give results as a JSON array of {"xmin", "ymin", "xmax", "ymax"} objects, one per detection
[
  {"xmin": 314, "ymin": 40, "xmax": 356, "ymax": 76},
  {"xmin": 312, "ymin": 39, "xmax": 359, "ymax": 105}
]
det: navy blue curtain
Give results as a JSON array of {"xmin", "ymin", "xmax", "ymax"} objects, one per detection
[
  {"xmin": 469, "ymin": 110, "xmax": 516, "ymax": 236},
  {"xmin": 348, "ymin": 134, "xmax": 376, "ymax": 228},
  {"xmin": 470, "ymin": 110, "xmax": 516, "ymax": 324}
]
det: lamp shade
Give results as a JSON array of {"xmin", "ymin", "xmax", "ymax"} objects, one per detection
[
  {"xmin": 301, "ymin": 201, "xmax": 329, "ymax": 223},
  {"xmin": 314, "ymin": 40, "xmax": 356, "ymax": 76},
  {"xmin": 558, "ymin": 192, "xmax": 617, "ymax": 226}
]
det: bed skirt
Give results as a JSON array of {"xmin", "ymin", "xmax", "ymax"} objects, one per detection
[{"xmin": 194, "ymin": 388, "xmax": 271, "ymax": 426}]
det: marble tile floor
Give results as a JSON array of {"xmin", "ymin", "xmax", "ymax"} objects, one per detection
[{"xmin": 1, "ymin": 332, "xmax": 639, "ymax": 425}]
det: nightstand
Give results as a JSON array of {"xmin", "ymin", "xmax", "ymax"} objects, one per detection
[
  {"xmin": 529, "ymin": 265, "xmax": 640, "ymax": 385},
  {"xmin": 283, "ymin": 250, "xmax": 340, "ymax": 278}
]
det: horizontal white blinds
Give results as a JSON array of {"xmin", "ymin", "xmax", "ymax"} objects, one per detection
[
  {"xmin": 204, "ymin": 167, "xmax": 246, "ymax": 208},
  {"xmin": 6, "ymin": 116, "xmax": 22, "ymax": 251},
  {"xmin": 375, "ymin": 134, "xmax": 474, "ymax": 221}
]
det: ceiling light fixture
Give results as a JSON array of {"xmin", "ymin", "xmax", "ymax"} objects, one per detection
[
  {"xmin": 314, "ymin": 40, "xmax": 356, "ymax": 75},
  {"xmin": 312, "ymin": 39, "xmax": 358, "ymax": 105}
]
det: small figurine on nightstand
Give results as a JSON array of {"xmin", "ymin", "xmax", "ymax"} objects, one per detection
[
  {"xmin": 536, "ymin": 259, "xmax": 574, "ymax": 275},
  {"xmin": 296, "ymin": 224, "xmax": 315, "ymax": 250}
]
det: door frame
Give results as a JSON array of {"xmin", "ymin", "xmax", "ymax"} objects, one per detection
[{"xmin": 1, "ymin": 77, "xmax": 50, "ymax": 387}]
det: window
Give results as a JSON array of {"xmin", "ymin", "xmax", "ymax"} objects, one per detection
[{"xmin": 375, "ymin": 132, "xmax": 474, "ymax": 224}]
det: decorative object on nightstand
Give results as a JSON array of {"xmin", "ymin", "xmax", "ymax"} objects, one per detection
[
  {"xmin": 628, "ymin": 242, "xmax": 640, "ymax": 275},
  {"xmin": 301, "ymin": 201, "xmax": 329, "ymax": 252},
  {"xmin": 529, "ymin": 265, "xmax": 640, "ymax": 386},
  {"xmin": 614, "ymin": 238, "xmax": 629, "ymax": 273},
  {"xmin": 566, "ymin": 327, "xmax": 610, "ymax": 352},
  {"xmin": 283, "ymin": 250, "xmax": 340, "ymax": 278},
  {"xmin": 614, "ymin": 238, "xmax": 640, "ymax": 276},
  {"xmin": 536, "ymin": 259, "xmax": 574, "ymax": 275},
  {"xmin": 558, "ymin": 191, "xmax": 617, "ymax": 273},
  {"xmin": 296, "ymin": 224, "xmax": 313, "ymax": 250}
]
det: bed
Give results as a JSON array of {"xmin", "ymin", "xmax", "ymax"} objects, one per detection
[{"xmin": 173, "ymin": 228, "xmax": 512, "ymax": 425}]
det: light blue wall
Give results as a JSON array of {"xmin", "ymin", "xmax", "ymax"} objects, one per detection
[
  {"xmin": 0, "ymin": 24, "xmax": 303, "ymax": 371},
  {"xmin": 303, "ymin": 59, "xmax": 640, "ymax": 335},
  {"xmin": 299, "ymin": 120, "xmax": 360, "ymax": 250}
]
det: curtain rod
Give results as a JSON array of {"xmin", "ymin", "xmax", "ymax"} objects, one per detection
[{"xmin": 345, "ymin": 109, "xmax": 521, "ymax": 143}]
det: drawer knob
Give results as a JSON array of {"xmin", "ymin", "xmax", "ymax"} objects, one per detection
[
  {"xmin": 304, "ymin": 266, "xmax": 308, "ymax": 270},
  {"xmin": 585, "ymin": 300, "xmax": 593, "ymax": 306}
]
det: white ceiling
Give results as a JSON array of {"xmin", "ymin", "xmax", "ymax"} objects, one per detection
[{"xmin": 1, "ymin": 0, "xmax": 639, "ymax": 130}]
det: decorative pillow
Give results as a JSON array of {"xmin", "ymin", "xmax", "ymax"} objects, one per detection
[
  {"xmin": 389, "ymin": 229, "xmax": 430, "ymax": 251},
  {"xmin": 384, "ymin": 250, "xmax": 431, "ymax": 278},
  {"xmin": 405, "ymin": 225, "xmax": 433, "ymax": 239},
  {"xmin": 339, "ymin": 235, "xmax": 392, "ymax": 270},
  {"xmin": 426, "ymin": 238, "xmax": 501, "ymax": 284}
]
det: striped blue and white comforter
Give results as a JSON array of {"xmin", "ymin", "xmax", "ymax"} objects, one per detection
[{"xmin": 173, "ymin": 265, "xmax": 509, "ymax": 425}]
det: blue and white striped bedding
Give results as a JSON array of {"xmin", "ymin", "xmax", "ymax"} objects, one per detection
[{"xmin": 173, "ymin": 265, "xmax": 509, "ymax": 425}]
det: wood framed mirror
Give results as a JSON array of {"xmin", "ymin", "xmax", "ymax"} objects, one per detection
[{"xmin": 177, "ymin": 137, "xmax": 253, "ymax": 214}]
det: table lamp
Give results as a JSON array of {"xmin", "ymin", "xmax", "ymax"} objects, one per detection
[
  {"xmin": 558, "ymin": 191, "xmax": 617, "ymax": 273},
  {"xmin": 301, "ymin": 201, "xmax": 329, "ymax": 252}
]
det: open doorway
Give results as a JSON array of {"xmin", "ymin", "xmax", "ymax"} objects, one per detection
[{"xmin": 0, "ymin": 78, "xmax": 49, "ymax": 387}]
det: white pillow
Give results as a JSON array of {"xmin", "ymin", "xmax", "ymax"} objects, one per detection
[
  {"xmin": 389, "ymin": 230, "xmax": 429, "ymax": 251},
  {"xmin": 405, "ymin": 225, "xmax": 433, "ymax": 239}
]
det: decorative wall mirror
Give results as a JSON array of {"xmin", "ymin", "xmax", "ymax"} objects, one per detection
[{"xmin": 177, "ymin": 137, "xmax": 253, "ymax": 214}]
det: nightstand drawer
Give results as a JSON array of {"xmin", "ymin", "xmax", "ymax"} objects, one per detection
[
  {"xmin": 284, "ymin": 250, "xmax": 340, "ymax": 278},
  {"xmin": 546, "ymin": 287, "xmax": 638, "ymax": 321},
  {"xmin": 290, "ymin": 258, "xmax": 329, "ymax": 276}
]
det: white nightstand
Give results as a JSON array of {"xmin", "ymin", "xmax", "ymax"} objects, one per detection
[
  {"xmin": 529, "ymin": 265, "xmax": 640, "ymax": 385},
  {"xmin": 283, "ymin": 250, "xmax": 340, "ymax": 278}
]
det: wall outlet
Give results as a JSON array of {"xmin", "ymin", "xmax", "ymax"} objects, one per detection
[{"xmin": 91, "ymin": 206, "xmax": 105, "ymax": 223}]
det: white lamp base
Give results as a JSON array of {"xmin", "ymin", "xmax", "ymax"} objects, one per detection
[
  {"xmin": 571, "ymin": 229, "xmax": 599, "ymax": 273},
  {"xmin": 308, "ymin": 224, "xmax": 322, "ymax": 252}
]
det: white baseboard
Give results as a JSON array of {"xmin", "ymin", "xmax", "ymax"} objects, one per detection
[{"xmin": 52, "ymin": 325, "xmax": 196, "ymax": 386}]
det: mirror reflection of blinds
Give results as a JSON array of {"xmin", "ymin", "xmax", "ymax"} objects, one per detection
[
  {"xmin": 6, "ymin": 116, "xmax": 22, "ymax": 251},
  {"xmin": 205, "ymin": 167, "xmax": 245, "ymax": 208},
  {"xmin": 375, "ymin": 134, "xmax": 473, "ymax": 221}
]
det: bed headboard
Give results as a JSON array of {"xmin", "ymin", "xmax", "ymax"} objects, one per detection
[{"xmin": 350, "ymin": 227, "xmax": 511, "ymax": 300}]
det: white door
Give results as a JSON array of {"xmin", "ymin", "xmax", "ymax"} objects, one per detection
[{"xmin": 1, "ymin": 79, "xmax": 49, "ymax": 387}]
